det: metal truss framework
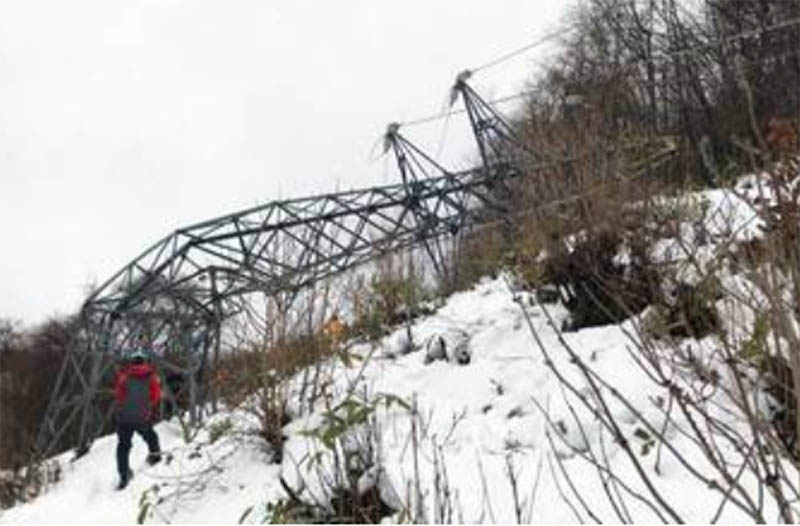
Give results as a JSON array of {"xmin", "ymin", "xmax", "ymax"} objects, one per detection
[{"xmin": 37, "ymin": 80, "xmax": 531, "ymax": 459}]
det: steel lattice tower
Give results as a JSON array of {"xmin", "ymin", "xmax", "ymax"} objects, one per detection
[{"xmin": 37, "ymin": 80, "xmax": 535, "ymax": 459}]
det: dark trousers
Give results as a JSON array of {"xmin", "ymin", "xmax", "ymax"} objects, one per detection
[{"xmin": 116, "ymin": 422, "xmax": 161, "ymax": 477}]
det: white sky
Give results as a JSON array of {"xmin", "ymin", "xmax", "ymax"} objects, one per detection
[{"xmin": 0, "ymin": 0, "xmax": 567, "ymax": 325}]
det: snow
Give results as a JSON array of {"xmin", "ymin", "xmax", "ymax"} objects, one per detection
[
  {"xmin": 0, "ymin": 278, "xmax": 763, "ymax": 523},
  {"xmin": 2, "ymin": 170, "xmax": 798, "ymax": 523}
]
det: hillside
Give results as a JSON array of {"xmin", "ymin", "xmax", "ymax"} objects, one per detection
[
  {"xmin": 0, "ymin": 277, "xmax": 720, "ymax": 523},
  {"xmin": 2, "ymin": 0, "xmax": 799, "ymax": 522},
  {"xmin": 3, "ymin": 168, "xmax": 798, "ymax": 522}
]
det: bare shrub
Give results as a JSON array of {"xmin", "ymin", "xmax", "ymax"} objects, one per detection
[
  {"xmin": 506, "ymin": 154, "xmax": 800, "ymax": 521},
  {"xmin": 733, "ymin": 161, "xmax": 800, "ymax": 461},
  {"xmin": 212, "ymin": 334, "xmax": 339, "ymax": 462},
  {"xmin": 443, "ymin": 223, "xmax": 512, "ymax": 294},
  {"xmin": 348, "ymin": 252, "xmax": 429, "ymax": 342},
  {"xmin": 460, "ymin": 77, "xmax": 669, "ymax": 331}
]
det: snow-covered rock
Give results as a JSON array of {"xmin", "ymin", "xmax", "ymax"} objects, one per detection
[{"xmin": 422, "ymin": 330, "xmax": 470, "ymax": 365}]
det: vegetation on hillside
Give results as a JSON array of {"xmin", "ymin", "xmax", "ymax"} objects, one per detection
[{"xmin": 443, "ymin": 0, "xmax": 800, "ymax": 520}]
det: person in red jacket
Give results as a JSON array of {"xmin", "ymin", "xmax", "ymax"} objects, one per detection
[{"xmin": 114, "ymin": 349, "xmax": 162, "ymax": 490}]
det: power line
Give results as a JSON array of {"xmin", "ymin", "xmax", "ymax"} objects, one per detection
[
  {"xmin": 657, "ymin": 15, "xmax": 800, "ymax": 63},
  {"xmin": 471, "ymin": 25, "xmax": 578, "ymax": 74},
  {"xmin": 401, "ymin": 90, "xmax": 536, "ymax": 128},
  {"xmin": 453, "ymin": 8, "xmax": 800, "ymax": 77},
  {"xmin": 400, "ymin": 42, "xmax": 799, "ymax": 130},
  {"xmin": 399, "ymin": 15, "xmax": 800, "ymax": 130}
]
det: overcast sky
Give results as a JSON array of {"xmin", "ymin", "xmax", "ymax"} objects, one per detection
[{"xmin": 0, "ymin": 0, "xmax": 568, "ymax": 325}]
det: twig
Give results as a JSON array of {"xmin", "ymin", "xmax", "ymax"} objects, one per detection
[{"xmin": 545, "ymin": 452, "xmax": 584, "ymax": 522}]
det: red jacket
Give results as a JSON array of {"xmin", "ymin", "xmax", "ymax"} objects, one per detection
[{"xmin": 114, "ymin": 363, "xmax": 161, "ymax": 422}]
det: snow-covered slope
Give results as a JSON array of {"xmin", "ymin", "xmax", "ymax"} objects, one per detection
[
  {"xmin": 2, "ymin": 172, "xmax": 797, "ymax": 523},
  {"xmin": 0, "ymin": 281, "xmax": 758, "ymax": 523}
]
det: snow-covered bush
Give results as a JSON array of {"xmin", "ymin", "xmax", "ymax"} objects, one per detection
[
  {"xmin": 0, "ymin": 461, "xmax": 61, "ymax": 510},
  {"xmin": 281, "ymin": 391, "xmax": 408, "ymax": 523},
  {"xmin": 543, "ymin": 227, "xmax": 661, "ymax": 331}
]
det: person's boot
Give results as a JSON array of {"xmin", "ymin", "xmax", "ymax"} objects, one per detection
[
  {"xmin": 146, "ymin": 452, "xmax": 162, "ymax": 466},
  {"xmin": 116, "ymin": 469, "xmax": 133, "ymax": 490}
]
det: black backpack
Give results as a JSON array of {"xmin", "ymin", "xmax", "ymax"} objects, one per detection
[{"xmin": 118, "ymin": 372, "xmax": 152, "ymax": 425}]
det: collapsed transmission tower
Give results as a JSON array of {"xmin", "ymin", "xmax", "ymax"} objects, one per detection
[{"xmin": 37, "ymin": 79, "xmax": 534, "ymax": 459}]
